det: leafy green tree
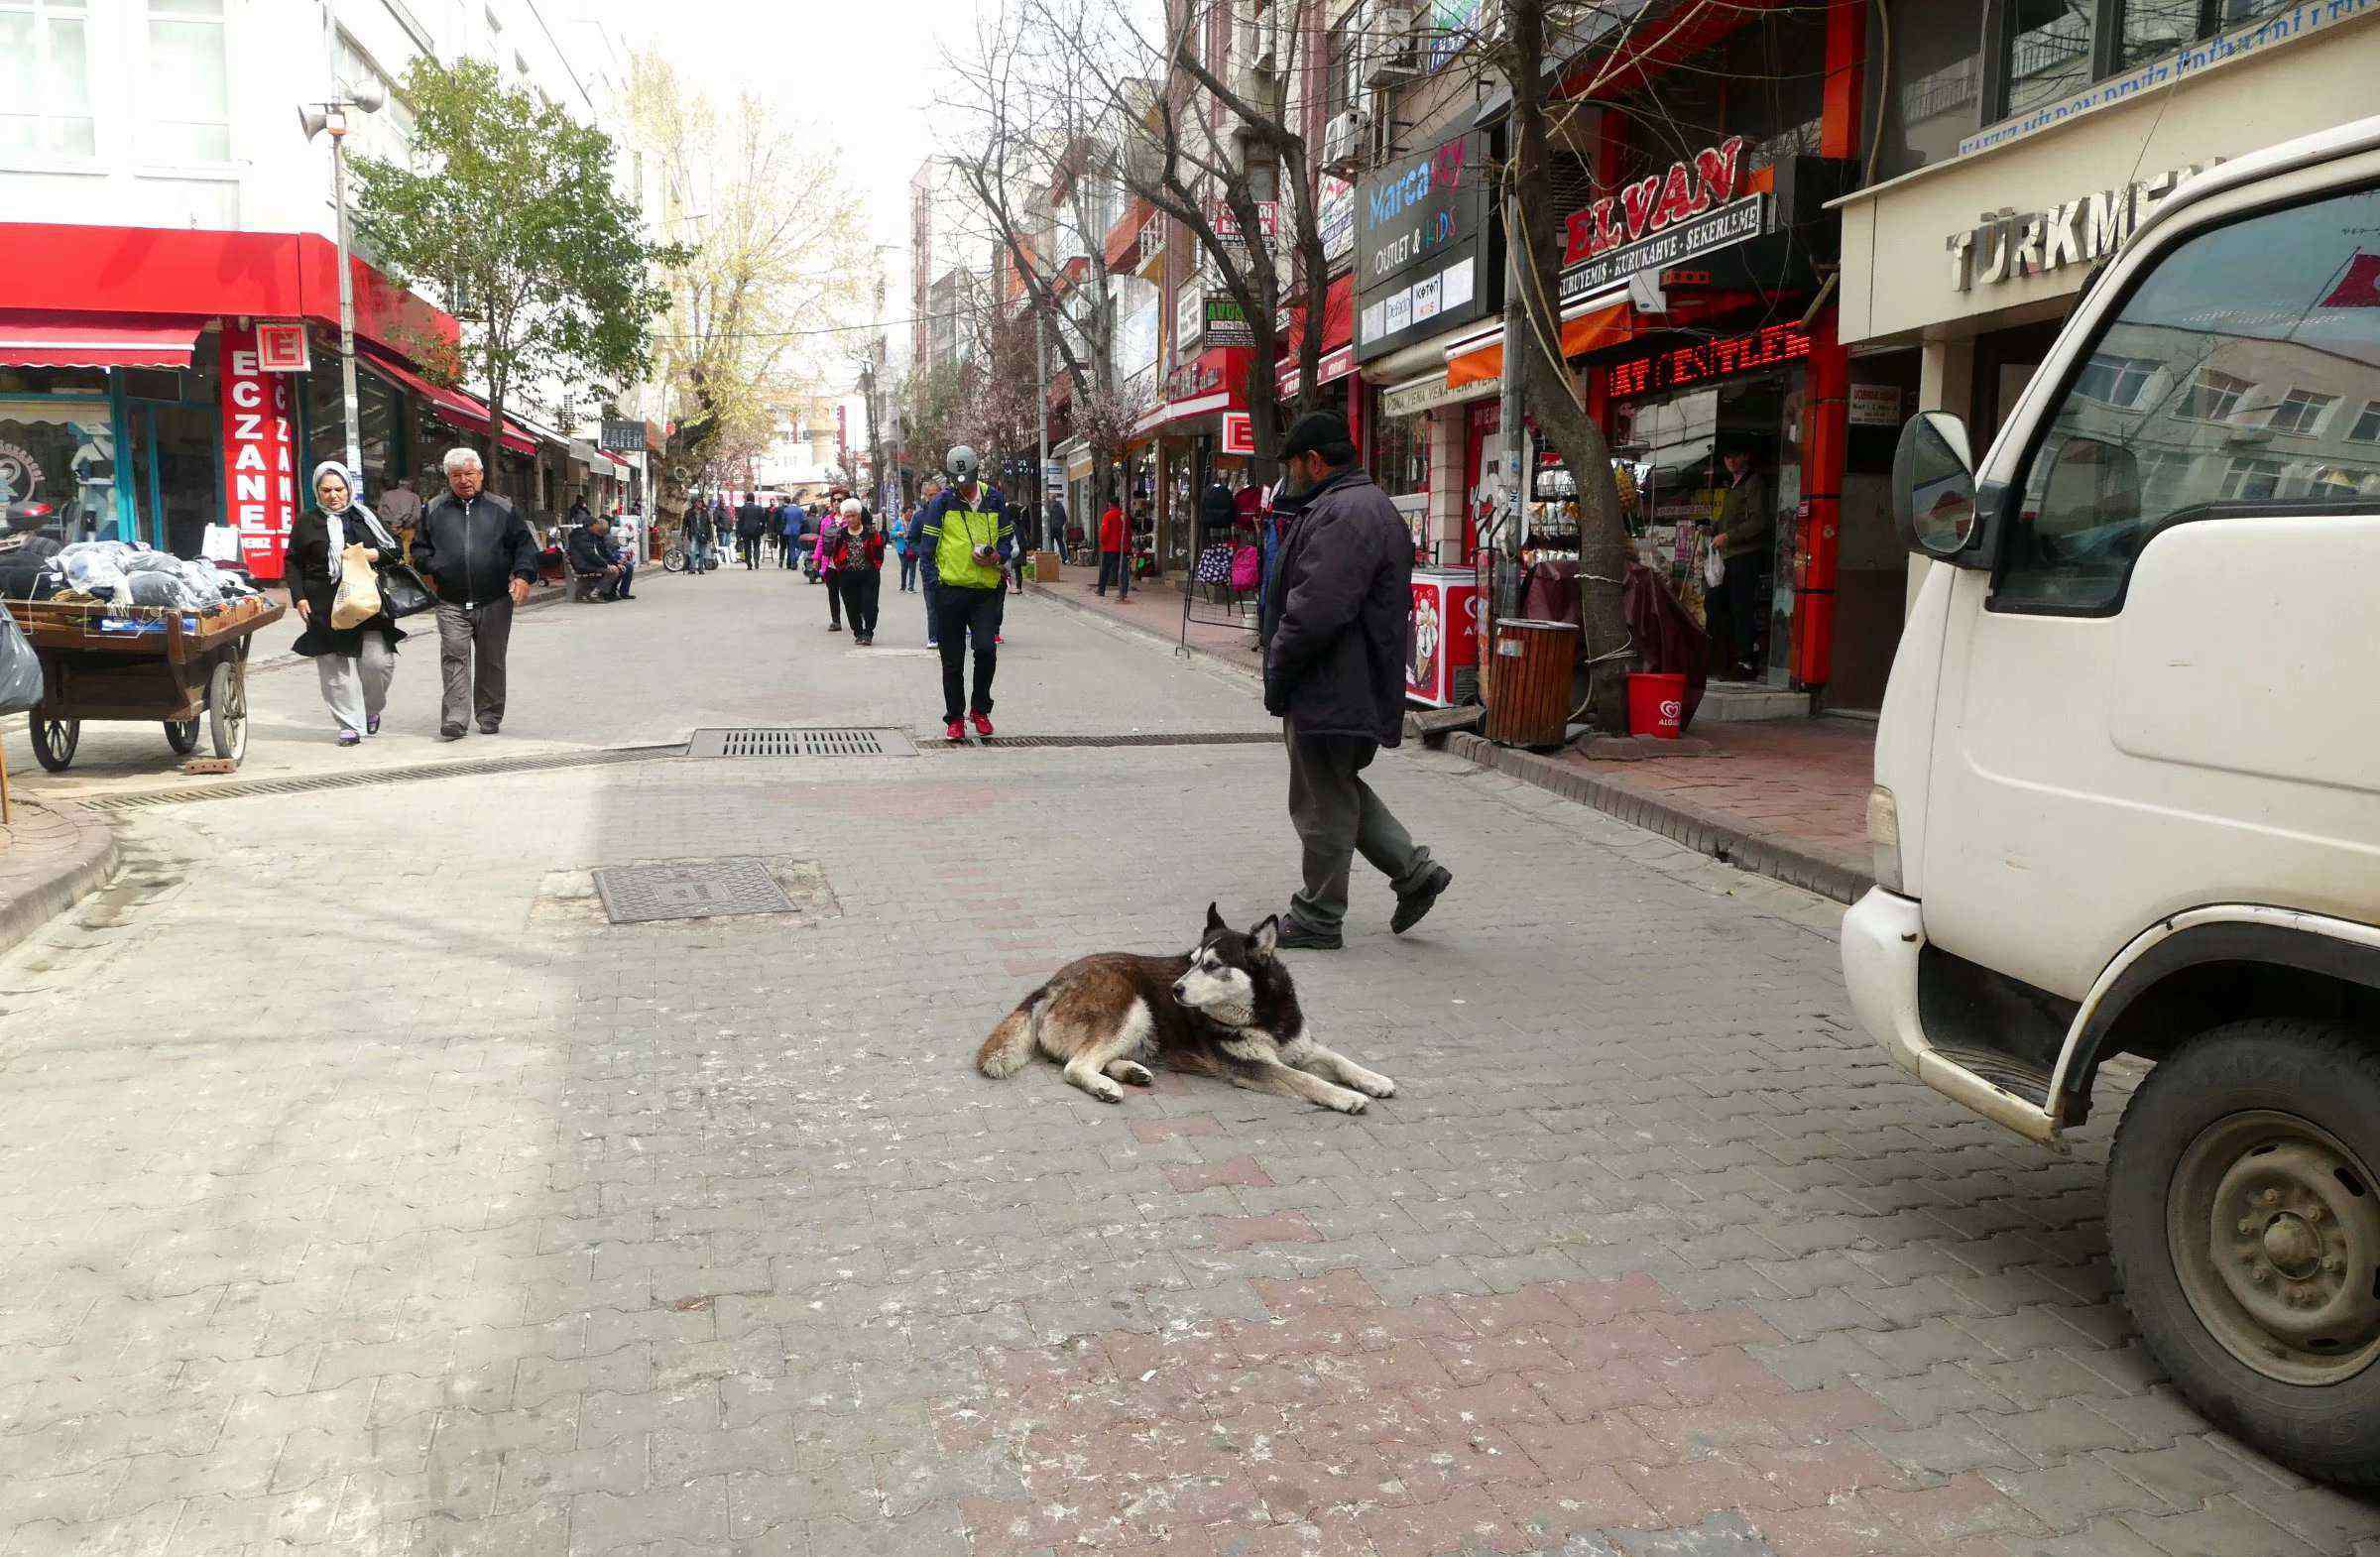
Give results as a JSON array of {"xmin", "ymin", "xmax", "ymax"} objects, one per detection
[{"xmin": 351, "ymin": 57, "xmax": 683, "ymax": 473}]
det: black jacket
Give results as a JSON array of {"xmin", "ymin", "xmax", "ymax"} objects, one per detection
[
  {"xmin": 286, "ymin": 508, "xmax": 406, "ymax": 657},
  {"xmin": 688, "ymin": 508, "xmax": 714, "ymax": 543},
  {"xmin": 411, "ymin": 489, "xmax": 539, "ymax": 608},
  {"xmin": 1261, "ymin": 468, "xmax": 1410, "ymax": 747},
  {"xmin": 735, "ymin": 501, "xmax": 767, "ymax": 539},
  {"xmin": 565, "ymin": 525, "xmax": 616, "ymax": 574}
]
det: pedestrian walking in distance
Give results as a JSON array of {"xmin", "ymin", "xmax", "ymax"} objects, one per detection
[
  {"xmin": 778, "ymin": 499, "xmax": 803, "ymax": 569},
  {"xmin": 827, "ymin": 499, "xmax": 885, "ymax": 646},
  {"xmin": 817, "ymin": 489, "xmax": 847, "ymax": 631},
  {"xmin": 916, "ymin": 445, "xmax": 1012, "ymax": 741},
  {"xmin": 288, "ymin": 461, "xmax": 406, "ymax": 746},
  {"xmin": 910, "ymin": 480, "xmax": 942, "ymax": 643},
  {"xmin": 1261, "ymin": 412, "xmax": 1452, "ymax": 950},
  {"xmin": 411, "ymin": 446, "xmax": 539, "ymax": 741},
  {"xmin": 1096, "ymin": 498, "xmax": 1126, "ymax": 596},
  {"xmin": 735, "ymin": 493, "xmax": 766, "ymax": 569}
]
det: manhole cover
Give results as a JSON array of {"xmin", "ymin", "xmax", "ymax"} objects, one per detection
[
  {"xmin": 593, "ymin": 857, "xmax": 796, "ymax": 923},
  {"xmin": 689, "ymin": 727, "xmax": 917, "ymax": 758}
]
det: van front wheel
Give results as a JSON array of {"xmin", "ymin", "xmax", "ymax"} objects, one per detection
[{"xmin": 2108, "ymin": 1018, "xmax": 2380, "ymax": 1485}]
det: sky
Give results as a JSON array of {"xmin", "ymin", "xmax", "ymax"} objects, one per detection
[{"xmin": 601, "ymin": 0, "xmax": 985, "ymax": 370}]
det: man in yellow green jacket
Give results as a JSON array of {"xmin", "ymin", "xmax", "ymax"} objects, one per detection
[{"xmin": 916, "ymin": 445, "xmax": 1014, "ymax": 741}]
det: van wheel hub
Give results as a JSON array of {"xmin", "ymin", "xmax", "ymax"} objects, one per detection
[{"xmin": 2178, "ymin": 1113, "xmax": 2380, "ymax": 1383}]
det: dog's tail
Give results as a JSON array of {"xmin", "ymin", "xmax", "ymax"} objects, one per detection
[{"xmin": 977, "ymin": 984, "xmax": 1051, "ymax": 1078}]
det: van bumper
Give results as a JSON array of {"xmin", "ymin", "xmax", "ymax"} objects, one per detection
[{"xmin": 1841, "ymin": 888, "xmax": 2062, "ymax": 1146}]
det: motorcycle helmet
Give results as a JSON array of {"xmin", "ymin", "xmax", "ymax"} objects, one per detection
[{"xmin": 945, "ymin": 445, "xmax": 980, "ymax": 485}]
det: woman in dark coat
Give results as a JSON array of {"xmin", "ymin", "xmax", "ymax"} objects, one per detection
[{"xmin": 288, "ymin": 461, "xmax": 406, "ymax": 746}]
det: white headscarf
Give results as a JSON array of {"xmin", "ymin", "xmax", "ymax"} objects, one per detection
[{"xmin": 311, "ymin": 460, "xmax": 398, "ymax": 550}]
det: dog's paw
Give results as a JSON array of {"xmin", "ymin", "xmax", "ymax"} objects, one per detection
[
  {"xmin": 1085, "ymin": 1076, "xmax": 1126, "ymax": 1103},
  {"xmin": 1326, "ymin": 1090, "xmax": 1368, "ymax": 1115},
  {"xmin": 1106, "ymin": 1060, "xmax": 1155, "ymax": 1088},
  {"xmin": 1349, "ymin": 1069, "xmax": 1397, "ymax": 1099}
]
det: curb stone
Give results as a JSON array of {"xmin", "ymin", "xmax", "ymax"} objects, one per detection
[
  {"xmin": 0, "ymin": 798, "xmax": 118, "ymax": 958},
  {"xmin": 1448, "ymin": 730, "xmax": 1872, "ymax": 905}
]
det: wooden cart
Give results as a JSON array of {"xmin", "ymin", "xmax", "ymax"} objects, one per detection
[{"xmin": 4, "ymin": 594, "xmax": 285, "ymax": 774}]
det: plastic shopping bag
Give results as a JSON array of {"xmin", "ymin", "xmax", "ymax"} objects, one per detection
[
  {"xmin": 0, "ymin": 608, "xmax": 44, "ymax": 715},
  {"xmin": 330, "ymin": 541, "xmax": 382, "ymax": 629}
]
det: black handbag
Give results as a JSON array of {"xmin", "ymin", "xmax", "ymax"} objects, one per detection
[{"xmin": 375, "ymin": 561, "xmax": 435, "ymax": 619}]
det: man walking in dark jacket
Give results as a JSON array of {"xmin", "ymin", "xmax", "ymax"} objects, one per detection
[
  {"xmin": 735, "ymin": 495, "xmax": 766, "ymax": 569},
  {"xmin": 412, "ymin": 446, "xmax": 541, "ymax": 740},
  {"xmin": 1260, "ymin": 413, "xmax": 1451, "ymax": 949}
]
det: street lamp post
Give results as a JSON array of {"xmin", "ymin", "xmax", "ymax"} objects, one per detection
[{"xmin": 300, "ymin": 83, "xmax": 385, "ymax": 494}]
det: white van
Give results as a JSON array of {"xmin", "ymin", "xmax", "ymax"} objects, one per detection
[{"xmin": 1844, "ymin": 116, "xmax": 2380, "ymax": 1484}]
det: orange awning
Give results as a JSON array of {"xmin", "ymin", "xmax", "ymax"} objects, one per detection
[{"xmin": 1446, "ymin": 299, "xmax": 1637, "ymax": 389}]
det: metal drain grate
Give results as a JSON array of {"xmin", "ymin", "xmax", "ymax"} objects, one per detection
[
  {"xmin": 75, "ymin": 744, "xmax": 686, "ymax": 811},
  {"xmin": 923, "ymin": 731, "xmax": 1280, "ymax": 751},
  {"xmin": 689, "ymin": 727, "xmax": 917, "ymax": 759},
  {"xmin": 593, "ymin": 856, "xmax": 797, "ymax": 923}
]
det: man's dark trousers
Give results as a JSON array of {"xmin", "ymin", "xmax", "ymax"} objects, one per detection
[
  {"xmin": 434, "ymin": 598, "xmax": 515, "ymax": 735},
  {"xmin": 934, "ymin": 586, "xmax": 1002, "ymax": 720},
  {"xmin": 1096, "ymin": 551, "xmax": 1120, "ymax": 594},
  {"xmin": 1283, "ymin": 718, "xmax": 1434, "ymax": 933}
]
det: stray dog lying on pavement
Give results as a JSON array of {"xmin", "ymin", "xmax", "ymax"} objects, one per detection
[{"xmin": 975, "ymin": 903, "xmax": 1397, "ymax": 1113}]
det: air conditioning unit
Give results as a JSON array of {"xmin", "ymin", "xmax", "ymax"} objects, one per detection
[
  {"xmin": 1321, "ymin": 109, "xmax": 1368, "ymax": 174},
  {"xmin": 1366, "ymin": 0, "xmax": 1420, "ymax": 84}
]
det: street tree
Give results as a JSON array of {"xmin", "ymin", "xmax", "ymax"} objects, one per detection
[
  {"xmin": 622, "ymin": 49, "xmax": 874, "ymax": 517},
  {"xmin": 941, "ymin": 3, "xmax": 1154, "ymax": 518},
  {"xmin": 350, "ymin": 58, "xmax": 681, "ymax": 480},
  {"xmin": 1019, "ymin": 0, "xmax": 1340, "ymax": 471}
]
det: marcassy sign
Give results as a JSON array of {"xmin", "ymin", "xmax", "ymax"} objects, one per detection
[{"xmin": 218, "ymin": 320, "xmax": 298, "ymax": 581}]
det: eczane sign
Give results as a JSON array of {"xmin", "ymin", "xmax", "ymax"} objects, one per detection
[{"xmin": 217, "ymin": 321, "xmax": 298, "ymax": 581}]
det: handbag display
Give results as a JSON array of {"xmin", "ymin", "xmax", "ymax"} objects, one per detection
[{"xmin": 375, "ymin": 560, "xmax": 434, "ymax": 618}]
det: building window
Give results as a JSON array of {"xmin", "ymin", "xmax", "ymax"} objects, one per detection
[
  {"xmin": 2002, "ymin": 0, "xmax": 2093, "ymax": 118},
  {"xmin": 147, "ymin": 0, "xmax": 230, "ymax": 163},
  {"xmin": 2219, "ymin": 456, "xmax": 2283, "ymax": 500},
  {"xmin": 2181, "ymin": 368, "xmax": 2252, "ymax": 423},
  {"xmin": 2262, "ymin": 388, "xmax": 2335, "ymax": 436},
  {"xmin": 0, "ymin": 0, "xmax": 96, "ymax": 158},
  {"xmin": 2073, "ymin": 352, "xmax": 2157, "ymax": 408},
  {"xmin": 1368, "ymin": 407, "xmax": 1429, "ymax": 499},
  {"xmin": 1324, "ymin": 13, "xmax": 1356, "ymax": 118},
  {"xmin": 2350, "ymin": 402, "xmax": 2380, "ymax": 443}
]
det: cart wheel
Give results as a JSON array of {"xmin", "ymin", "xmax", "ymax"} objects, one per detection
[
  {"xmin": 30, "ymin": 714, "xmax": 79, "ymax": 773},
  {"xmin": 207, "ymin": 660, "xmax": 248, "ymax": 765},
  {"xmin": 164, "ymin": 720, "xmax": 200, "ymax": 755}
]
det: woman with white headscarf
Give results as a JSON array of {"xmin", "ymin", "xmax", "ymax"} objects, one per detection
[{"xmin": 287, "ymin": 461, "xmax": 407, "ymax": 746}]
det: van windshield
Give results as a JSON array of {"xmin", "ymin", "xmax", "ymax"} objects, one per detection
[{"xmin": 2001, "ymin": 182, "xmax": 2380, "ymax": 613}]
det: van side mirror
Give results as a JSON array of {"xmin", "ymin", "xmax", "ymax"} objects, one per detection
[{"xmin": 1892, "ymin": 412, "xmax": 1979, "ymax": 558}]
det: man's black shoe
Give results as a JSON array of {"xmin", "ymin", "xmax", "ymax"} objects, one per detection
[
  {"xmin": 1391, "ymin": 866, "xmax": 1453, "ymax": 934},
  {"xmin": 1276, "ymin": 919, "xmax": 1343, "ymax": 951}
]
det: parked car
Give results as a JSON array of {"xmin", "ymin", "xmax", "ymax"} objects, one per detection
[{"xmin": 1843, "ymin": 115, "xmax": 2380, "ymax": 1484}]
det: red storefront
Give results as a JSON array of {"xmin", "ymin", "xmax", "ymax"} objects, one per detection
[{"xmin": 0, "ymin": 224, "xmax": 461, "ymax": 580}]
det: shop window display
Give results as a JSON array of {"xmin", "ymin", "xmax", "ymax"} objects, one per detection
[{"xmin": 0, "ymin": 400, "xmax": 120, "ymax": 539}]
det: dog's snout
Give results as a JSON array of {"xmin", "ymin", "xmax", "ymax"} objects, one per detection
[{"xmin": 1171, "ymin": 981, "xmax": 1188, "ymax": 999}]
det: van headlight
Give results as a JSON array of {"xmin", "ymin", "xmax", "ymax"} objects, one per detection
[{"xmin": 1868, "ymin": 785, "xmax": 1906, "ymax": 896}]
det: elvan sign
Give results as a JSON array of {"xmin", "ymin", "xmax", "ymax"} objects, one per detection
[{"xmin": 1560, "ymin": 136, "xmax": 1761, "ymax": 301}]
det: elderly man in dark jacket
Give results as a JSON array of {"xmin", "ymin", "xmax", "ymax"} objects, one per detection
[
  {"xmin": 413, "ymin": 447, "xmax": 542, "ymax": 739},
  {"xmin": 1260, "ymin": 413, "xmax": 1453, "ymax": 950}
]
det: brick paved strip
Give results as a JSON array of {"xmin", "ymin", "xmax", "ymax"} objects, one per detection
[
  {"xmin": 1207, "ymin": 1211, "xmax": 1325, "ymax": 1250},
  {"xmin": 1447, "ymin": 731, "xmax": 1873, "ymax": 905},
  {"xmin": 0, "ymin": 796, "xmax": 116, "ymax": 958},
  {"xmin": 1130, "ymin": 1117, "xmax": 1225, "ymax": 1143},
  {"xmin": 1168, "ymin": 1154, "xmax": 1277, "ymax": 1193}
]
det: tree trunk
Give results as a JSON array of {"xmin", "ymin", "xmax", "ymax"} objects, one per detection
[{"xmin": 1506, "ymin": 0, "xmax": 1632, "ymax": 731}]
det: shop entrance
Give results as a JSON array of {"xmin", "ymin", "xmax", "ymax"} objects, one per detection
[{"xmin": 1612, "ymin": 372, "xmax": 1803, "ymax": 684}]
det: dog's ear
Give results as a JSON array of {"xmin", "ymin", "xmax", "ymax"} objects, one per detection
[
  {"xmin": 1250, "ymin": 915, "xmax": 1280, "ymax": 958},
  {"xmin": 1205, "ymin": 901, "xmax": 1227, "ymax": 933}
]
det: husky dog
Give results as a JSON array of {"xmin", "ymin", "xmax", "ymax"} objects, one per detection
[{"xmin": 976, "ymin": 903, "xmax": 1397, "ymax": 1113}]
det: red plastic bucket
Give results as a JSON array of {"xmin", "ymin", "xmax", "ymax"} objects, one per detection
[{"xmin": 1626, "ymin": 671, "xmax": 1688, "ymax": 739}]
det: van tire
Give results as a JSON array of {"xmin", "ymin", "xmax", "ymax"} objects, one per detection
[{"xmin": 2107, "ymin": 1018, "xmax": 2380, "ymax": 1486}]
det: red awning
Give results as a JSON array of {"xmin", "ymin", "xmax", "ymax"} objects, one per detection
[
  {"xmin": 357, "ymin": 343, "xmax": 536, "ymax": 455},
  {"xmin": 0, "ymin": 309, "xmax": 207, "ymax": 369},
  {"xmin": 1275, "ymin": 275, "xmax": 1357, "ymax": 395}
]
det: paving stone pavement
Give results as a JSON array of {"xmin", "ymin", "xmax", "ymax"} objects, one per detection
[{"xmin": 1, "ymin": 577, "xmax": 2374, "ymax": 1557}]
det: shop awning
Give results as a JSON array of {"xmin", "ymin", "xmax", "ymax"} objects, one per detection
[
  {"xmin": 1133, "ymin": 347, "xmax": 1250, "ymax": 436},
  {"xmin": 0, "ymin": 309, "xmax": 208, "ymax": 369},
  {"xmin": 356, "ymin": 343, "xmax": 536, "ymax": 455},
  {"xmin": 1445, "ymin": 299, "xmax": 1640, "ymax": 389}
]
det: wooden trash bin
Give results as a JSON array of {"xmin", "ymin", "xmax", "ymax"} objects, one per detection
[{"xmin": 1484, "ymin": 618, "xmax": 1578, "ymax": 748}]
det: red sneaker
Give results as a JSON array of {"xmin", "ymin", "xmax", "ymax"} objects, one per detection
[
  {"xmin": 970, "ymin": 712, "xmax": 995, "ymax": 738},
  {"xmin": 944, "ymin": 719, "xmax": 966, "ymax": 742}
]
